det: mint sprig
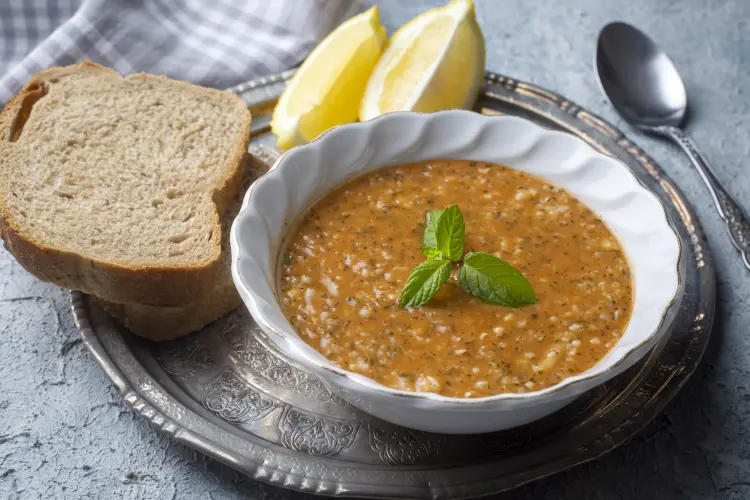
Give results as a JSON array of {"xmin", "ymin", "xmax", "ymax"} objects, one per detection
[{"xmin": 398, "ymin": 205, "xmax": 536, "ymax": 309}]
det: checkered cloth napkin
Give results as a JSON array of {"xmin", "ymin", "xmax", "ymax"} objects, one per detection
[{"xmin": 0, "ymin": 0, "xmax": 363, "ymax": 104}]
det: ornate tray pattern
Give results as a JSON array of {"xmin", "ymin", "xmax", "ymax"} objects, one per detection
[{"xmin": 73, "ymin": 71, "xmax": 716, "ymax": 499}]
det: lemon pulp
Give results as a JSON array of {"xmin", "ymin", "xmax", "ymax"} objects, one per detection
[
  {"xmin": 271, "ymin": 6, "xmax": 387, "ymax": 150},
  {"xmin": 360, "ymin": 0, "xmax": 485, "ymax": 121}
]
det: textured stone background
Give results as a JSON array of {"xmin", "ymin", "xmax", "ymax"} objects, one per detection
[{"xmin": 1, "ymin": 0, "xmax": 749, "ymax": 499}]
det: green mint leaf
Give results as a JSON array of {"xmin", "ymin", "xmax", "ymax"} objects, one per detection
[
  {"xmin": 422, "ymin": 209, "xmax": 444, "ymax": 250},
  {"xmin": 458, "ymin": 252, "xmax": 537, "ymax": 307},
  {"xmin": 421, "ymin": 247, "xmax": 444, "ymax": 260},
  {"xmin": 398, "ymin": 259, "xmax": 451, "ymax": 308},
  {"xmin": 435, "ymin": 205, "xmax": 465, "ymax": 261}
]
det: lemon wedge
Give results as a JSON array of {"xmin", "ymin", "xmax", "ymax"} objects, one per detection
[
  {"xmin": 271, "ymin": 6, "xmax": 387, "ymax": 150},
  {"xmin": 360, "ymin": 0, "xmax": 485, "ymax": 121}
]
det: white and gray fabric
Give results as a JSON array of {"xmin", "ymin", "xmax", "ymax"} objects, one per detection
[{"xmin": 0, "ymin": 0, "xmax": 362, "ymax": 103}]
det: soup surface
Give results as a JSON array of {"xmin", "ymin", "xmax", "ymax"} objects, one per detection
[{"xmin": 279, "ymin": 160, "xmax": 633, "ymax": 397}]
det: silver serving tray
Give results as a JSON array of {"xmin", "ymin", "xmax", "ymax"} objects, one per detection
[{"xmin": 73, "ymin": 71, "xmax": 716, "ymax": 499}]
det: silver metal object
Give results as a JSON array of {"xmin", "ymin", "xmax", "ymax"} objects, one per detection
[
  {"xmin": 596, "ymin": 21, "xmax": 750, "ymax": 269},
  {"xmin": 73, "ymin": 71, "xmax": 716, "ymax": 499}
]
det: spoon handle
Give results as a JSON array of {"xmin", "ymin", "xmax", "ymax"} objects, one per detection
[{"xmin": 653, "ymin": 125, "xmax": 750, "ymax": 269}]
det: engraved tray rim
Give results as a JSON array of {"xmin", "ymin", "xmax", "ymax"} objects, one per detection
[{"xmin": 72, "ymin": 70, "xmax": 716, "ymax": 499}]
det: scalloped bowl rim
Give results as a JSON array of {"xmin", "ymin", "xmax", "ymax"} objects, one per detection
[{"xmin": 231, "ymin": 110, "xmax": 682, "ymax": 406}]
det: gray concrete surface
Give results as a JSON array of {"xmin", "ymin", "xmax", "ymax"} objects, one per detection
[{"xmin": 1, "ymin": 0, "xmax": 749, "ymax": 498}]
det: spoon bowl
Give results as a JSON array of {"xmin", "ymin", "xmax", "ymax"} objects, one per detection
[{"xmin": 596, "ymin": 22, "xmax": 687, "ymax": 129}]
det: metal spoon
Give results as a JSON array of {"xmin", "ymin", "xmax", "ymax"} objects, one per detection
[{"xmin": 596, "ymin": 21, "xmax": 750, "ymax": 270}]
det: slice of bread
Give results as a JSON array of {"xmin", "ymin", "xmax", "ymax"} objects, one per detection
[
  {"xmin": 0, "ymin": 61, "xmax": 251, "ymax": 306},
  {"xmin": 96, "ymin": 154, "xmax": 269, "ymax": 341}
]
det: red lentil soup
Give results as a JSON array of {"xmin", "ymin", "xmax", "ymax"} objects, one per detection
[{"xmin": 279, "ymin": 160, "xmax": 633, "ymax": 398}]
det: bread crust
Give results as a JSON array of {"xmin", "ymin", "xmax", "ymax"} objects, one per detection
[
  {"xmin": 95, "ymin": 292, "xmax": 241, "ymax": 341},
  {"xmin": 0, "ymin": 61, "xmax": 251, "ymax": 306}
]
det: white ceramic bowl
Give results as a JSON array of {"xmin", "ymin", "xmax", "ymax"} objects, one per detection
[{"xmin": 231, "ymin": 111, "xmax": 682, "ymax": 434}]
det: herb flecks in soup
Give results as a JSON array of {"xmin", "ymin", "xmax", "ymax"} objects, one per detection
[{"xmin": 280, "ymin": 160, "xmax": 633, "ymax": 397}]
